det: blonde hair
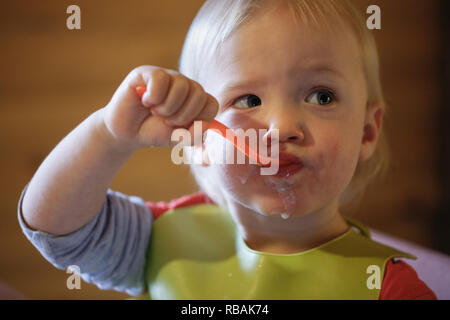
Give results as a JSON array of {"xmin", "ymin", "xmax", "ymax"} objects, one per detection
[{"xmin": 179, "ymin": 0, "xmax": 388, "ymax": 210}]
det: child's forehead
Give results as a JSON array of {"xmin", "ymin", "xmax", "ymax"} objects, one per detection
[
  {"xmin": 213, "ymin": 16, "xmax": 358, "ymax": 82},
  {"xmin": 216, "ymin": 4, "xmax": 358, "ymax": 65},
  {"xmin": 232, "ymin": 1, "xmax": 351, "ymax": 39}
]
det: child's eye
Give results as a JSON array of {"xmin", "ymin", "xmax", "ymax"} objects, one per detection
[
  {"xmin": 233, "ymin": 94, "xmax": 262, "ymax": 109},
  {"xmin": 305, "ymin": 89, "xmax": 335, "ymax": 106}
]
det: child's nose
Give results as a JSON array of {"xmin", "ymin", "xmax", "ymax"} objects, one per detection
[{"xmin": 263, "ymin": 115, "xmax": 305, "ymax": 145}]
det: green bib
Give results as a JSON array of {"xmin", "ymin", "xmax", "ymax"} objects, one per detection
[{"xmin": 143, "ymin": 204, "xmax": 415, "ymax": 300}]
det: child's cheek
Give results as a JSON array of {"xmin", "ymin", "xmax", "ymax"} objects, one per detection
[{"xmin": 311, "ymin": 137, "xmax": 358, "ymax": 196}]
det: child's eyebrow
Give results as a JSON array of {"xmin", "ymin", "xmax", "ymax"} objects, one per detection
[
  {"xmin": 223, "ymin": 79, "xmax": 268, "ymax": 91},
  {"xmin": 222, "ymin": 65, "xmax": 345, "ymax": 92},
  {"xmin": 302, "ymin": 66, "xmax": 346, "ymax": 81}
]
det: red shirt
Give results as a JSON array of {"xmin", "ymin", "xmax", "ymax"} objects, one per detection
[{"xmin": 146, "ymin": 192, "xmax": 437, "ymax": 300}]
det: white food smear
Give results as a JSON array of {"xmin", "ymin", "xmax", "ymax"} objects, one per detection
[
  {"xmin": 239, "ymin": 165, "xmax": 259, "ymax": 185},
  {"xmin": 281, "ymin": 213, "xmax": 291, "ymax": 220},
  {"xmin": 264, "ymin": 177, "xmax": 297, "ymax": 220}
]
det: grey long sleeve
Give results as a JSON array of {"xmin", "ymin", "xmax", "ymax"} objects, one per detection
[{"xmin": 17, "ymin": 184, "xmax": 153, "ymax": 296}]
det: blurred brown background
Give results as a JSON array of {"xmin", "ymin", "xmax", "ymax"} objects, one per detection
[{"xmin": 0, "ymin": 0, "xmax": 448, "ymax": 299}]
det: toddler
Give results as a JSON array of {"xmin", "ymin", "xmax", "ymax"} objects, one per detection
[{"xmin": 19, "ymin": 0, "xmax": 436, "ymax": 299}]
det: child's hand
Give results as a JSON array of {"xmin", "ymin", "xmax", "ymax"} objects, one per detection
[{"xmin": 101, "ymin": 65, "xmax": 219, "ymax": 150}]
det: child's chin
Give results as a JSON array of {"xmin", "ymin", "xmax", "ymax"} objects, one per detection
[{"xmin": 253, "ymin": 197, "xmax": 308, "ymax": 218}]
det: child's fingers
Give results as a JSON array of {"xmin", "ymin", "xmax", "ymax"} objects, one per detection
[
  {"xmin": 180, "ymin": 95, "xmax": 219, "ymax": 146},
  {"xmin": 151, "ymin": 73, "xmax": 190, "ymax": 117},
  {"xmin": 164, "ymin": 80, "xmax": 208, "ymax": 126},
  {"xmin": 105, "ymin": 66, "xmax": 159, "ymax": 138},
  {"xmin": 196, "ymin": 94, "xmax": 219, "ymax": 122},
  {"xmin": 141, "ymin": 68, "xmax": 171, "ymax": 107}
]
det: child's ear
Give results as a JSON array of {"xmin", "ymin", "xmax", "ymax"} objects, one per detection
[{"xmin": 359, "ymin": 101, "xmax": 385, "ymax": 162}]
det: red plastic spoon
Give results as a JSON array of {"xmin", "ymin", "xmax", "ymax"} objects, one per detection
[{"xmin": 135, "ymin": 85, "xmax": 282, "ymax": 167}]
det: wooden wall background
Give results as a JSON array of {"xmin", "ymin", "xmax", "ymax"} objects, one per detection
[{"xmin": 0, "ymin": 0, "xmax": 446, "ymax": 299}]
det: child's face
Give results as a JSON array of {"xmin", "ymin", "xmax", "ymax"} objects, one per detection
[{"xmin": 200, "ymin": 4, "xmax": 381, "ymax": 218}]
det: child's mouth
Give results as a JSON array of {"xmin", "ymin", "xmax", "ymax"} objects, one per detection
[{"xmin": 272, "ymin": 153, "xmax": 304, "ymax": 178}]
